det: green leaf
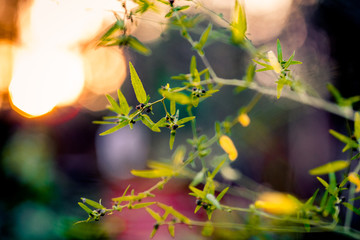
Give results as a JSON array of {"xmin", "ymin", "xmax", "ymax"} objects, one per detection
[
  {"xmin": 93, "ymin": 120, "xmax": 118, "ymax": 125},
  {"xmin": 209, "ymin": 156, "xmax": 227, "ymax": 179},
  {"xmin": 355, "ymin": 112, "xmax": 360, "ymax": 141},
  {"xmin": 106, "ymin": 94, "xmax": 122, "ymax": 114},
  {"xmin": 172, "ymin": 145, "xmax": 186, "ymax": 166},
  {"xmin": 192, "ymin": 94, "xmax": 199, "ymax": 107},
  {"xmin": 316, "ymin": 176, "xmax": 329, "ymax": 189},
  {"xmin": 146, "ymin": 208, "xmax": 163, "ymax": 222},
  {"xmin": 329, "ymin": 129, "xmax": 358, "ymax": 152},
  {"xmin": 189, "ymin": 186, "xmax": 206, "ymax": 199},
  {"xmin": 276, "ymin": 82, "xmax": 284, "ymax": 99},
  {"xmin": 216, "ymin": 187, "xmax": 229, "ymax": 202},
  {"xmin": 305, "ymin": 189, "xmax": 319, "ymax": 207},
  {"xmin": 81, "ymin": 198, "xmax": 105, "ymax": 209},
  {"xmin": 231, "ymin": 0, "xmax": 247, "ymax": 44},
  {"xmin": 159, "ymin": 90, "xmax": 191, "ymax": 105},
  {"xmin": 99, "ymin": 120, "xmax": 129, "ymax": 136},
  {"xmin": 152, "ymin": 117, "xmax": 167, "ymax": 131},
  {"xmin": 99, "ymin": 19, "xmax": 124, "ymax": 44},
  {"xmin": 118, "ymin": 89, "xmax": 130, "ymax": 115},
  {"xmin": 141, "ymin": 114, "xmax": 159, "ymax": 132},
  {"xmin": 168, "ymin": 224, "xmax": 175, "ymax": 238},
  {"xmin": 319, "ymin": 190, "xmax": 328, "ymax": 210},
  {"xmin": 170, "ymin": 100, "xmax": 176, "ymax": 116},
  {"xmin": 157, "ymin": 203, "xmax": 191, "ymax": 224},
  {"xmin": 327, "ymin": 83, "xmax": 343, "ymax": 103},
  {"xmin": 78, "ymin": 202, "xmax": 93, "ymax": 214},
  {"xmin": 245, "ymin": 63, "xmax": 256, "ymax": 83},
  {"xmin": 190, "ymin": 56, "xmax": 197, "ymax": 77},
  {"xmin": 195, "ymin": 23, "xmax": 212, "ymax": 53},
  {"xmin": 128, "ymin": 36, "xmax": 152, "ymax": 56},
  {"xmin": 342, "ymin": 202, "xmax": 360, "ymax": 216},
  {"xmin": 132, "ymin": 202, "xmax": 156, "ymax": 209},
  {"xmin": 283, "ymin": 51, "xmax": 296, "ymax": 69},
  {"xmin": 309, "ymin": 160, "xmax": 350, "ymax": 175},
  {"xmin": 190, "ymin": 169, "xmax": 206, "ymax": 186},
  {"xmin": 129, "ymin": 62, "xmax": 147, "ymax": 103},
  {"xmin": 169, "ymin": 130, "xmax": 176, "ymax": 150},
  {"xmin": 277, "ymin": 39, "xmax": 283, "ymax": 62},
  {"xmin": 131, "ymin": 169, "xmax": 174, "ymax": 178},
  {"xmin": 177, "ymin": 116, "xmax": 195, "ymax": 125}
]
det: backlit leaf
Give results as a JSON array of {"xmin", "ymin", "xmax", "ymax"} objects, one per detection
[
  {"xmin": 99, "ymin": 120, "xmax": 129, "ymax": 136},
  {"xmin": 309, "ymin": 160, "xmax": 350, "ymax": 175},
  {"xmin": 129, "ymin": 62, "xmax": 147, "ymax": 103},
  {"xmin": 231, "ymin": 0, "xmax": 247, "ymax": 44},
  {"xmin": 118, "ymin": 89, "xmax": 130, "ymax": 115},
  {"xmin": 81, "ymin": 198, "xmax": 105, "ymax": 209}
]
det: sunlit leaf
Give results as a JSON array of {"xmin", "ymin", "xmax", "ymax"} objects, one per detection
[
  {"xmin": 129, "ymin": 62, "xmax": 147, "ymax": 103},
  {"xmin": 132, "ymin": 202, "xmax": 156, "ymax": 209},
  {"xmin": 99, "ymin": 120, "xmax": 129, "ymax": 136},
  {"xmin": 309, "ymin": 160, "xmax": 350, "ymax": 175},
  {"xmin": 131, "ymin": 169, "xmax": 174, "ymax": 178},
  {"xmin": 146, "ymin": 208, "xmax": 163, "ymax": 222},
  {"xmin": 81, "ymin": 198, "xmax": 105, "ymax": 209},
  {"xmin": 231, "ymin": 0, "xmax": 247, "ymax": 44},
  {"xmin": 78, "ymin": 202, "xmax": 93, "ymax": 214},
  {"xmin": 118, "ymin": 89, "xmax": 130, "ymax": 115},
  {"xmin": 128, "ymin": 36, "xmax": 152, "ymax": 56},
  {"xmin": 159, "ymin": 90, "xmax": 191, "ymax": 105}
]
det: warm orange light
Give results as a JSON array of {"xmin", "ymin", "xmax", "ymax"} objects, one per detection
[
  {"xmin": 0, "ymin": 40, "xmax": 14, "ymax": 93},
  {"xmin": 9, "ymin": 48, "xmax": 84, "ymax": 118}
]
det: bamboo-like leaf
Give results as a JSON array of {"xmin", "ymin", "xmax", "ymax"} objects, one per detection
[
  {"xmin": 129, "ymin": 62, "xmax": 147, "ymax": 103},
  {"xmin": 206, "ymin": 193, "xmax": 222, "ymax": 209},
  {"xmin": 78, "ymin": 202, "xmax": 93, "ymax": 214},
  {"xmin": 81, "ymin": 198, "xmax": 105, "ymax": 209},
  {"xmin": 355, "ymin": 112, "xmax": 360, "ymax": 141},
  {"xmin": 169, "ymin": 130, "xmax": 176, "ymax": 150},
  {"xmin": 216, "ymin": 187, "xmax": 229, "ymax": 202},
  {"xmin": 152, "ymin": 117, "xmax": 167, "ymax": 131},
  {"xmin": 157, "ymin": 203, "xmax": 191, "ymax": 224},
  {"xmin": 170, "ymin": 100, "xmax": 176, "ymax": 116},
  {"xmin": 128, "ymin": 36, "xmax": 152, "ymax": 55},
  {"xmin": 99, "ymin": 120, "xmax": 129, "ymax": 136},
  {"xmin": 141, "ymin": 114, "xmax": 158, "ymax": 132},
  {"xmin": 329, "ymin": 130, "xmax": 358, "ymax": 152},
  {"xmin": 177, "ymin": 116, "xmax": 195, "ymax": 125},
  {"xmin": 146, "ymin": 208, "xmax": 163, "ymax": 222},
  {"xmin": 118, "ymin": 89, "xmax": 130, "ymax": 115},
  {"xmin": 132, "ymin": 202, "xmax": 156, "ymax": 209},
  {"xmin": 131, "ymin": 169, "xmax": 174, "ymax": 178},
  {"xmin": 342, "ymin": 202, "xmax": 360, "ymax": 216},
  {"xmin": 283, "ymin": 51, "xmax": 296, "ymax": 69},
  {"xmin": 327, "ymin": 83, "xmax": 343, "ymax": 104},
  {"xmin": 159, "ymin": 90, "xmax": 191, "ymax": 105},
  {"xmin": 190, "ymin": 56, "xmax": 197, "ymax": 77},
  {"xmin": 112, "ymin": 192, "xmax": 148, "ymax": 202},
  {"xmin": 277, "ymin": 39, "xmax": 283, "ymax": 62},
  {"xmin": 309, "ymin": 160, "xmax": 350, "ymax": 175},
  {"xmin": 189, "ymin": 186, "xmax": 206, "ymax": 199},
  {"xmin": 195, "ymin": 23, "xmax": 212, "ymax": 53},
  {"xmin": 305, "ymin": 189, "xmax": 319, "ymax": 207},
  {"xmin": 210, "ymin": 156, "xmax": 227, "ymax": 179},
  {"xmin": 231, "ymin": 0, "xmax": 247, "ymax": 44},
  {"xmin": 168, "ymin": 224, "xmax": 175, "ymax": 238},
  {"xmin": 319, "ymin": 190, "xmax": 328, "ymax": 211},
  {"xmin": 106, "ymin": 94, "xmax": 122, "ymax": 114},
  {"xmin": 316, "ymin": 176, "xmax": 329, "ymax": 189},
  {"xmin": 172, "ymin": 145, "xmax": 186, "ymax": 166}
]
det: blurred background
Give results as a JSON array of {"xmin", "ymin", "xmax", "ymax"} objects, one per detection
[{"xmin": 0, "ymin": 0, "xmax": 359, "ymax": 239}]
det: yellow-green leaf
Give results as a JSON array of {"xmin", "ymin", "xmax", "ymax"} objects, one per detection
[
  {"xmin": 201, "ymin": 221, "xmax": 214, "ymax": 237},
  {"xmin": 118, "ymin": 89, "xmax": 130, "ymax": 115},
  {"xmin": 131, "ymin": 169, "xmax": 174, "ymax": 178},
  {"xmin": 132, "ymin": 202, "xmax": 156, "ymax": 209},
  {"xmin": 189, "ymin": 186, "xmax": 206, "ymax": 199},
  {"xmin": 99, "ymin": 120, "xmax": 129, "ymax": 136},
  {"xmin": 146, "ymin": 208, "xmax": 163, "ymax": 222},
  {"xmin": 129, "ymin": 62, "xmax": 147, "ymax": 103},
  {"xmin": 168, "ymin": 224, "xmax": 175, "ymax": 238},
  {"xmin": 355, "ymin": 112, "xmax": 360, "ymax": 141},
  {"xmin": 231, "ymin": 0, "xmax": 247, "ymax": 44},
  {"xmin": 309, "ymin": 160, "xmax": 350, "ymax": 175},
  {"xmin": 159, "ymin": 90, "xmax": 191, "ymax": 105}
]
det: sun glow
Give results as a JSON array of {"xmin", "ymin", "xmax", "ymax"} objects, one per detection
[{"xmin": 8, "ymin": 0, "xmax": 132, "ymax": 118}]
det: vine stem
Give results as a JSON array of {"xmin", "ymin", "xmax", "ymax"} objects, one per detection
[{"xmin": 201, "ymin": 78, "xmax": 355, "ymax": 121}]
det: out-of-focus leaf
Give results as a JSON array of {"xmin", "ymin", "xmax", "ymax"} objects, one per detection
[
  {"xmin": 316, "ymin": 176, "xmax": 329, "ymax": 189},
  {"xmin": 277, "ymin": 39, "xmax": 283, "ymax": 62},
  {"xmin": 131, "ymin": 169, "xmax": 174, "ymax": 178},
  {"xmin": 206, "ymin": 193, "xmax": 221, "ymax": 209},
  {"xmin": 146, "ymin": 208, "xmax": 163, "ymax": 222},
  {"xmin": 231, "ymin": 0, "xmax": 247, "ymax": 44},
  {"xmin": 342, "ymin": 202, "xmax": 360, "ymax": 216},
  {"xmin": 106, "ymin": 94, "xmax": 121, "ymax": 114},
  {"xmin": 168, "ymin": 224, "xmax": 175, "ymax": 238},
  {"xmin": 159, "ymin": 89, "xmax": 191, "ymax": 105},
  {"xmin": 329, "ymin": 129, "xmax": 358, "ymax": 152},
  {"xmin": 189, "ymin": 186, "xmax": 206, "ymax": 199},
  {"xmin": 78, "ymin": 202, "xmax": 93, "ymax": 214},
  {"xmin": 128, "ymin": 36, "xmax": 152, "ymax": 55},
  {"xmin": 216, "ymin": 187, "xmax": 229, "ymax": 202},
  {"xmin": 177, "ymin": 116, "xmax": 195, "ymax": 125},
  {"xmin": 201, "ymin": 221, "xmax": 214, "ymax": 237},
  {"xmin": 355, "ymin": 112, "xmax": 360, "ymax": 141},
  {"xmin": 169, "ymin": 130, "xmax": 176, "ymax": 150},
  {"xmin": 157, "ymin": 203, "xmax": 191, "ymax": 224},
  {"xmin": 132, "ymin": 202, "xmax": 156, "ymax": 209},
  {"xmin": 309, "ymin": 160, "xmax": 350, "ymax": 175},
  {"xmin": 81, "ymin": 198, "xmax": 105, "ymax": 209},
  {"xmin": 129, "ymin": 62, "xmax": 147, "ymax": 103}
]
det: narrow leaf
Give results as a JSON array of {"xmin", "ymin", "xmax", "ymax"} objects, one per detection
[
  {"xmin": 132, "ymin": 202, "xmax": 156, "ymax": 209},
  {"xmin": 201, "ymin": 221, "xmax": 214, "ymax": 237},
  {"xmin": 216, "ymin": 187, "xmax": 229, "ymax": 202},
  {"xmin": 316, "ymin": 176, "xmax": 329, "ymax": 189},
  {"xmin": 81, "ymin": 198, "xmax": 105, "ymax": 209},
  {"xmin": 169, "ymin": 130, "xmax": 176, "ymax": 150},
  {"xmin": 99, "ymin": 120, "xmax": 129, "ymax": 136},
  {"xmin": 129, "ymin": 62, "xmax": 147, "ymax": 103},
  {"xmin": 128, "ymin": 36, "xmax": 151, "ymax": 56},
  {"xmin": 170, "ymin": 100, "xmax": 176, "ymax": 116},
  {"xmin": 118, "ymin": 89, "xmax": 130, "ymax": 115},
  {"xmin": 277, "ymin": 39, "xmax": 282, "ymax": 62},
  {"xmin": 159, "ymin": 90, "xmax": 191, "ymax": 105},
  {"xmin": 231, "ymin": 0, "xmax": 247, "ymax": 44},
  {"xmin": 78, "ymin": 202, "xmax": 93, "ymax": 214},
  {"xmin": 177, "ymin": 116, "xmax": 195, "ymax": 125},
  {"xmin": 283, "ymin": 51, "xmax": 296, "ymax": 69},
  {"xmin": 131, "ymin": 169, "xmax": 174, "ymax": 178},
  {"xmin": 168, "ymin": 224, "xmax": 175, "ymax": 238},
  {"xmin": 189, "ymin": 186, "xmax": 206, "ymax": 199},
  {"xmin": 146, "ymin": 208, "xmax": 163, "ymax": 222},
  {"xmin": 106, "ymin": 94, "xmax": 121, "ymax": 114},
  {"xmin": 309, "ymin": 160, "xmax": 350, "ymax": 175},
  {"xmin": 355, "ymin": 112, "xmax": 360, "ymax": 141},
  {"xmin": 342, "ymin": 202, "xmax": 360, "ymax": 216}
]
